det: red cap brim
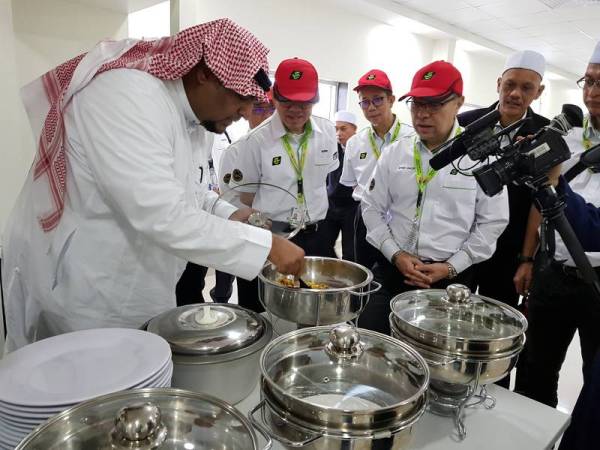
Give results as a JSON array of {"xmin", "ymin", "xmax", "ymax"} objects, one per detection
[{"xmin": 398, "ymin": 86, "xmax": 451, "ymax": 101}]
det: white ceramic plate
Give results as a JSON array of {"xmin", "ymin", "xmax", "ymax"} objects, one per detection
[{"xmin": 0, "ymin": 328, "xmax": 171, "ymax": 406}]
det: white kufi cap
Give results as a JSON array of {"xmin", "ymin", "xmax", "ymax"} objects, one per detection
[
  {"xmin": 334, "ymin": 110, "xmax": 357, "ymax": 126},
  {"xmin": 590, "ymin": 41, "xmax": 600, "ymax": 64},
  {"xmin": 503, "ymin": 50, "xmax": 546, "ymax": 78}
]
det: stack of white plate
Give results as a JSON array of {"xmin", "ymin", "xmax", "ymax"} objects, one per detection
[{"xmin": 0, "ymin": 328, "xmax": 172, "ymax": 449}]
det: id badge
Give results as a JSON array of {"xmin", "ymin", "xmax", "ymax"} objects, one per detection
[{"xmin": 288, "ymin": 204, "xmax": 307, "ymax": 228}]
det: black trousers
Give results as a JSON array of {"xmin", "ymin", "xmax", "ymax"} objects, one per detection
[
  {"xmin": 320, "ymin": 199, "xmax": 359, "ymax": 260},
  {"xmin": 558, "ymin": 348, "xmax": 600, "ymax": 450},
  {"xmin": 357, "ymin": 255, "xmax": 476, "ymax": 336},
  {"xmin": 237, "ymin": 223, "xmax": 332, "ymax": 313},
  {"xmin": 176, "ymin": 263, "xmax": 235, "ymax": 307},
  {"xmin": 353, "ymin": 205, "xmax": 379, "ymax": 270},
  {"xmin": 518, "ymin": 262, "xmax": 600, "ymax": 407}
]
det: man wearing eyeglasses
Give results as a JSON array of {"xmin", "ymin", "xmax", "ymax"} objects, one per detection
[
  {"xmin": 340, "ymin": 70, "xmax": 414, "ymax": 270},
  {"xmin": 230, "ymin": 57, "xmax": 338, "ymax": 312},
  {"xmin": 517, "ymin": 41, "xmax": 600, "ymax": 409},
  {"xmin": 359, "ymin": 61, "xmax": 509, "ymax": 335}
]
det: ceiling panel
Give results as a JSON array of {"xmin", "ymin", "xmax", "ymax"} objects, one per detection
[{"xmin": 370, "ymin": 0, "xmax": 600, "ymax": 78}]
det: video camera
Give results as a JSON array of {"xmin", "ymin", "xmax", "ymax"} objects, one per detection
[
  {"xmin": 429, "ymin": 104, "xmax": 584, "ymax": 196},
  {"xmin": 430, "ymin": 103, "xmax": 600, "ymax": 299}
]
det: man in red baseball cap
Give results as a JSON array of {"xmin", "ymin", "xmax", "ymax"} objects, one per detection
[
  {"xmin": 231, "ymin": 57, "xmax": 338, "ymax": 312},
  {"xmin": 358, "ymin": 60, "xmax": 509, "ymax": 335},
  {"xmin": 340, "ymin": 69, "xmax": 413, "ymax": 270}
]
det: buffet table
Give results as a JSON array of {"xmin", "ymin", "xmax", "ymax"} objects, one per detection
[{"xmin": 237, "ymin": 383, "xmax": 570, "ymax": 450}]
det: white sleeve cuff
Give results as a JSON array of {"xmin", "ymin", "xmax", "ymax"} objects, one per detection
[
  {"xmin": 212, "ymin": 199, "xmax": 238, "ymax": 219},
  {"xmin": 381, "ymin": 238, "xmax": 401, "ymax": 262},
  {"xmin": 447, "ymin": 250, "xmax": 473, "ymax": 274},
  {"xmin": 232, "ymin": 226, "xmax": 272, "ymax": 280}
]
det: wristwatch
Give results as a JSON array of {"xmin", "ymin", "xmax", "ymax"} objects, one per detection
[
  {"xmin": 517, "ymin": 254, "xmax": 535, "ymax": 264},
  {"xmin": 446, "ymin": 262, "xmax": 457, "ymax": 279}
]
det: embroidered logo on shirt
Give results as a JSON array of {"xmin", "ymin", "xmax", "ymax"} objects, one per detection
[
  {"xmin": 223, "ymin": 173, "xmax": 231, "ymax": 184},
  {"xmin": 232, "ymin": 169, "xmax": 243, "ymax": 182},
  {"xmin": 397, "ymin": 166, "xmax": 415, "ymax": 171},
  {"xmin": 272, "ymin": 156, "xmax": 282, "ymax": 166},
  {"xmin": 423, "ymin": 71, "xmax": 435, "ymax": 80},
  {"xmin": 367, "ymin": 73, "xmax": 376, "ymax": 80},
  {"xmin": 369, "ymin": 179, "xmax": 375, "ymax": 191},
  {"xmin": 290, "ymin": 70, "xmax": 303, "ymax": 80},
  {"xmin": 359, "ymin": 152, "xmax": 368, "ymax": 160}
]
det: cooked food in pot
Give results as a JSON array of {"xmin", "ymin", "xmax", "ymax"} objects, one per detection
[{"xmin": 277, "ymin": 277, "xmax": 329, "ymax": 289}]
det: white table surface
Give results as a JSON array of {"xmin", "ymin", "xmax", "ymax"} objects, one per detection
[{"xmin": 237, "ymin": 382, "xmax": 570, "ymax": 450}]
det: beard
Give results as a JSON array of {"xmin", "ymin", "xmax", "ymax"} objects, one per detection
[{"xmin": 200, "ymin": 120, "xmax": 218, "ymax": 133}]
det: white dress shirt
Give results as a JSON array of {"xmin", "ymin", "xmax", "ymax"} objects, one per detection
[
  {"xmin": 340, "ymin": 116, "xmax": 414, "ymax": 201},
  {"xmin": 555, "ymin": 116, "xmax": 600, "ymax": 267},
  {"xmin": 361, "ymin": 120, "xmax": 509, "ymax": 274},
  {"xmin": 230, "ymin": 112, "xmax": 338, "ymax": 222},
  {"xmin": 1, "ymin": 69, "xmax": 272, "ymax": 351}
]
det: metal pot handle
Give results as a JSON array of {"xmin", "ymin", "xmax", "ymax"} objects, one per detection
[
  {"xmin": 350, "ymin": 280, "xmax": 382, "ymax": 297},
  {"xmin": 248, "ymin": 400, "xmax": 320, "ymax": 448},
  {"xmin": 247, "ymin": 401, "xmax": 273, "ymax": 450}
]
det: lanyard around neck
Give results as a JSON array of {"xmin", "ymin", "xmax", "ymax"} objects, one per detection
[
  {"xmin": 412, "ymin": 127, "xmax": 462, "ymax": 217},
  {"xmin": 583, "ymin": 116, "xmax": 593, "ymax": 150},
  {"xmin": 368, "ymin": 120, "xmax": 401, "ymax": 159},
  {"xmin": 281, "ymin": 121, "xmax": 313, "ymax": 205}
]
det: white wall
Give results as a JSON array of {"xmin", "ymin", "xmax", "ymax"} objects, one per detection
[
  {"xmin": 177, "ymin": 0, "xmax": 435, "ymax": 126},
  {"xmin": 0, "ymin": 0, "xmax": 128, "ymax": 234}
]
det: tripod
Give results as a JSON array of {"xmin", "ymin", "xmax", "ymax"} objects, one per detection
[{"xmin": 532, "ymin": 176, "xmax": 600, "ymax": 301}]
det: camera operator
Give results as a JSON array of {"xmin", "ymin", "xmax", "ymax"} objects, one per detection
[
  {"xmin": 518, "ymin": 41, "xmax": 600, "ymax": 409},
  {"xmin": 359, "ymin": 61, "xmax": 509, "ymax": 335},
  {"xmin": 458, "ymin": 50, "xmax": 548, "ymax": 309},
  {"xmin": 457, "ymin": 50, "xmax": 548, "ymax": 390},
  {"xmin": 546, "ymin": 162, "xmax": 600, "ymax": 450}
]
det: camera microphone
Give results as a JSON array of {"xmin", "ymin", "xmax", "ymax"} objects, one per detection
[
  {"xmin": 429, "ymin": 109, "xmax": 500, "ymax": 170},
  {"xmin": 548, "ymin": 103, "xmax": 584, "ymax": 133}
]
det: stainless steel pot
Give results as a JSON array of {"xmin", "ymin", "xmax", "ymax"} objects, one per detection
[
  {"xmin": 390, "ymin": 320, "xmax": 523, "ymax": 385},
  {"xmin": 249, "ymin": 324, "xmax": 429, "ymax": 449},
  {"xmin": 16, "ymin": 388, "xmax": 270, "ymax": 450},
  {"xmin": 258, "ymin": 257, "xmax": 381, "ymax": 325},
  {"xmin": 146, "ymin": 303, "xmax": 272, "ymax": 404},
  {"xmin": 389, "ymin": 285, "xmax": 527, "ymax": 387}
]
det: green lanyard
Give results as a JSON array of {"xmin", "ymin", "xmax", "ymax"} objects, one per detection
[
  {"xmin": 412, "ymin": 127, "xmax": 462, "ymax": 218},
  {"xmin": 368, "ymin": 120, "xmax": 402, "ymax": 159},
  {"xmin": 281, "ymin": 121, "xmax": 313, "ymax": 205},
  {"xmin": 583, "ymin": 116, "xmax": 592, "ymax": 150}
]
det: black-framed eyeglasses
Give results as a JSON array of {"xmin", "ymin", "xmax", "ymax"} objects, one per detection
[
  {"xmin": 252, "ymin": 105, "xmax": 275, "ymax": 114},
  {"xmin": 405, "ymin": 95, "xmax": 457, "ymax": 114},
  {"xmin": 358, "ymin": 96, "xmax": 386, "ymax": 110},
  {"xmin": 577, "ymin": 76, "xmax": 600, "ymax": 90}
]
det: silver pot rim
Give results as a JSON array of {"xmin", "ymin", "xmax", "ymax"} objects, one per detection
[
  {"xmin": 15, "ymin": 388, "xmax": 261, "ymax": 450},
  {"xmin": 258, "ymin": 256, "xmax": 374, "ymax": 293},
  {"xmin": 259, "ymin": 326, "xmax": 430, "ymax": 434},
  {"xmin": 389, "ymin": 317, "xmax": 525, "ymax": 361},
  {"xmin": 262, "ymin": 386, "xmax": 428, "ymax": 439}
]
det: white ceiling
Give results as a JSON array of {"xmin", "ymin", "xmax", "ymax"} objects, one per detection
[
  {"xmin": 361, "ymin": 0, "xmax": 600, "ymax": 79},
  {"xmin": 71, "ymin": 0, "xmax": 599, "ymax": 78}
]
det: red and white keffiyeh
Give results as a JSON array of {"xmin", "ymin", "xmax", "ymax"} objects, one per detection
[{"xmin": 21, "ymin": 18, "xmax": 270, "ymax": 232}]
